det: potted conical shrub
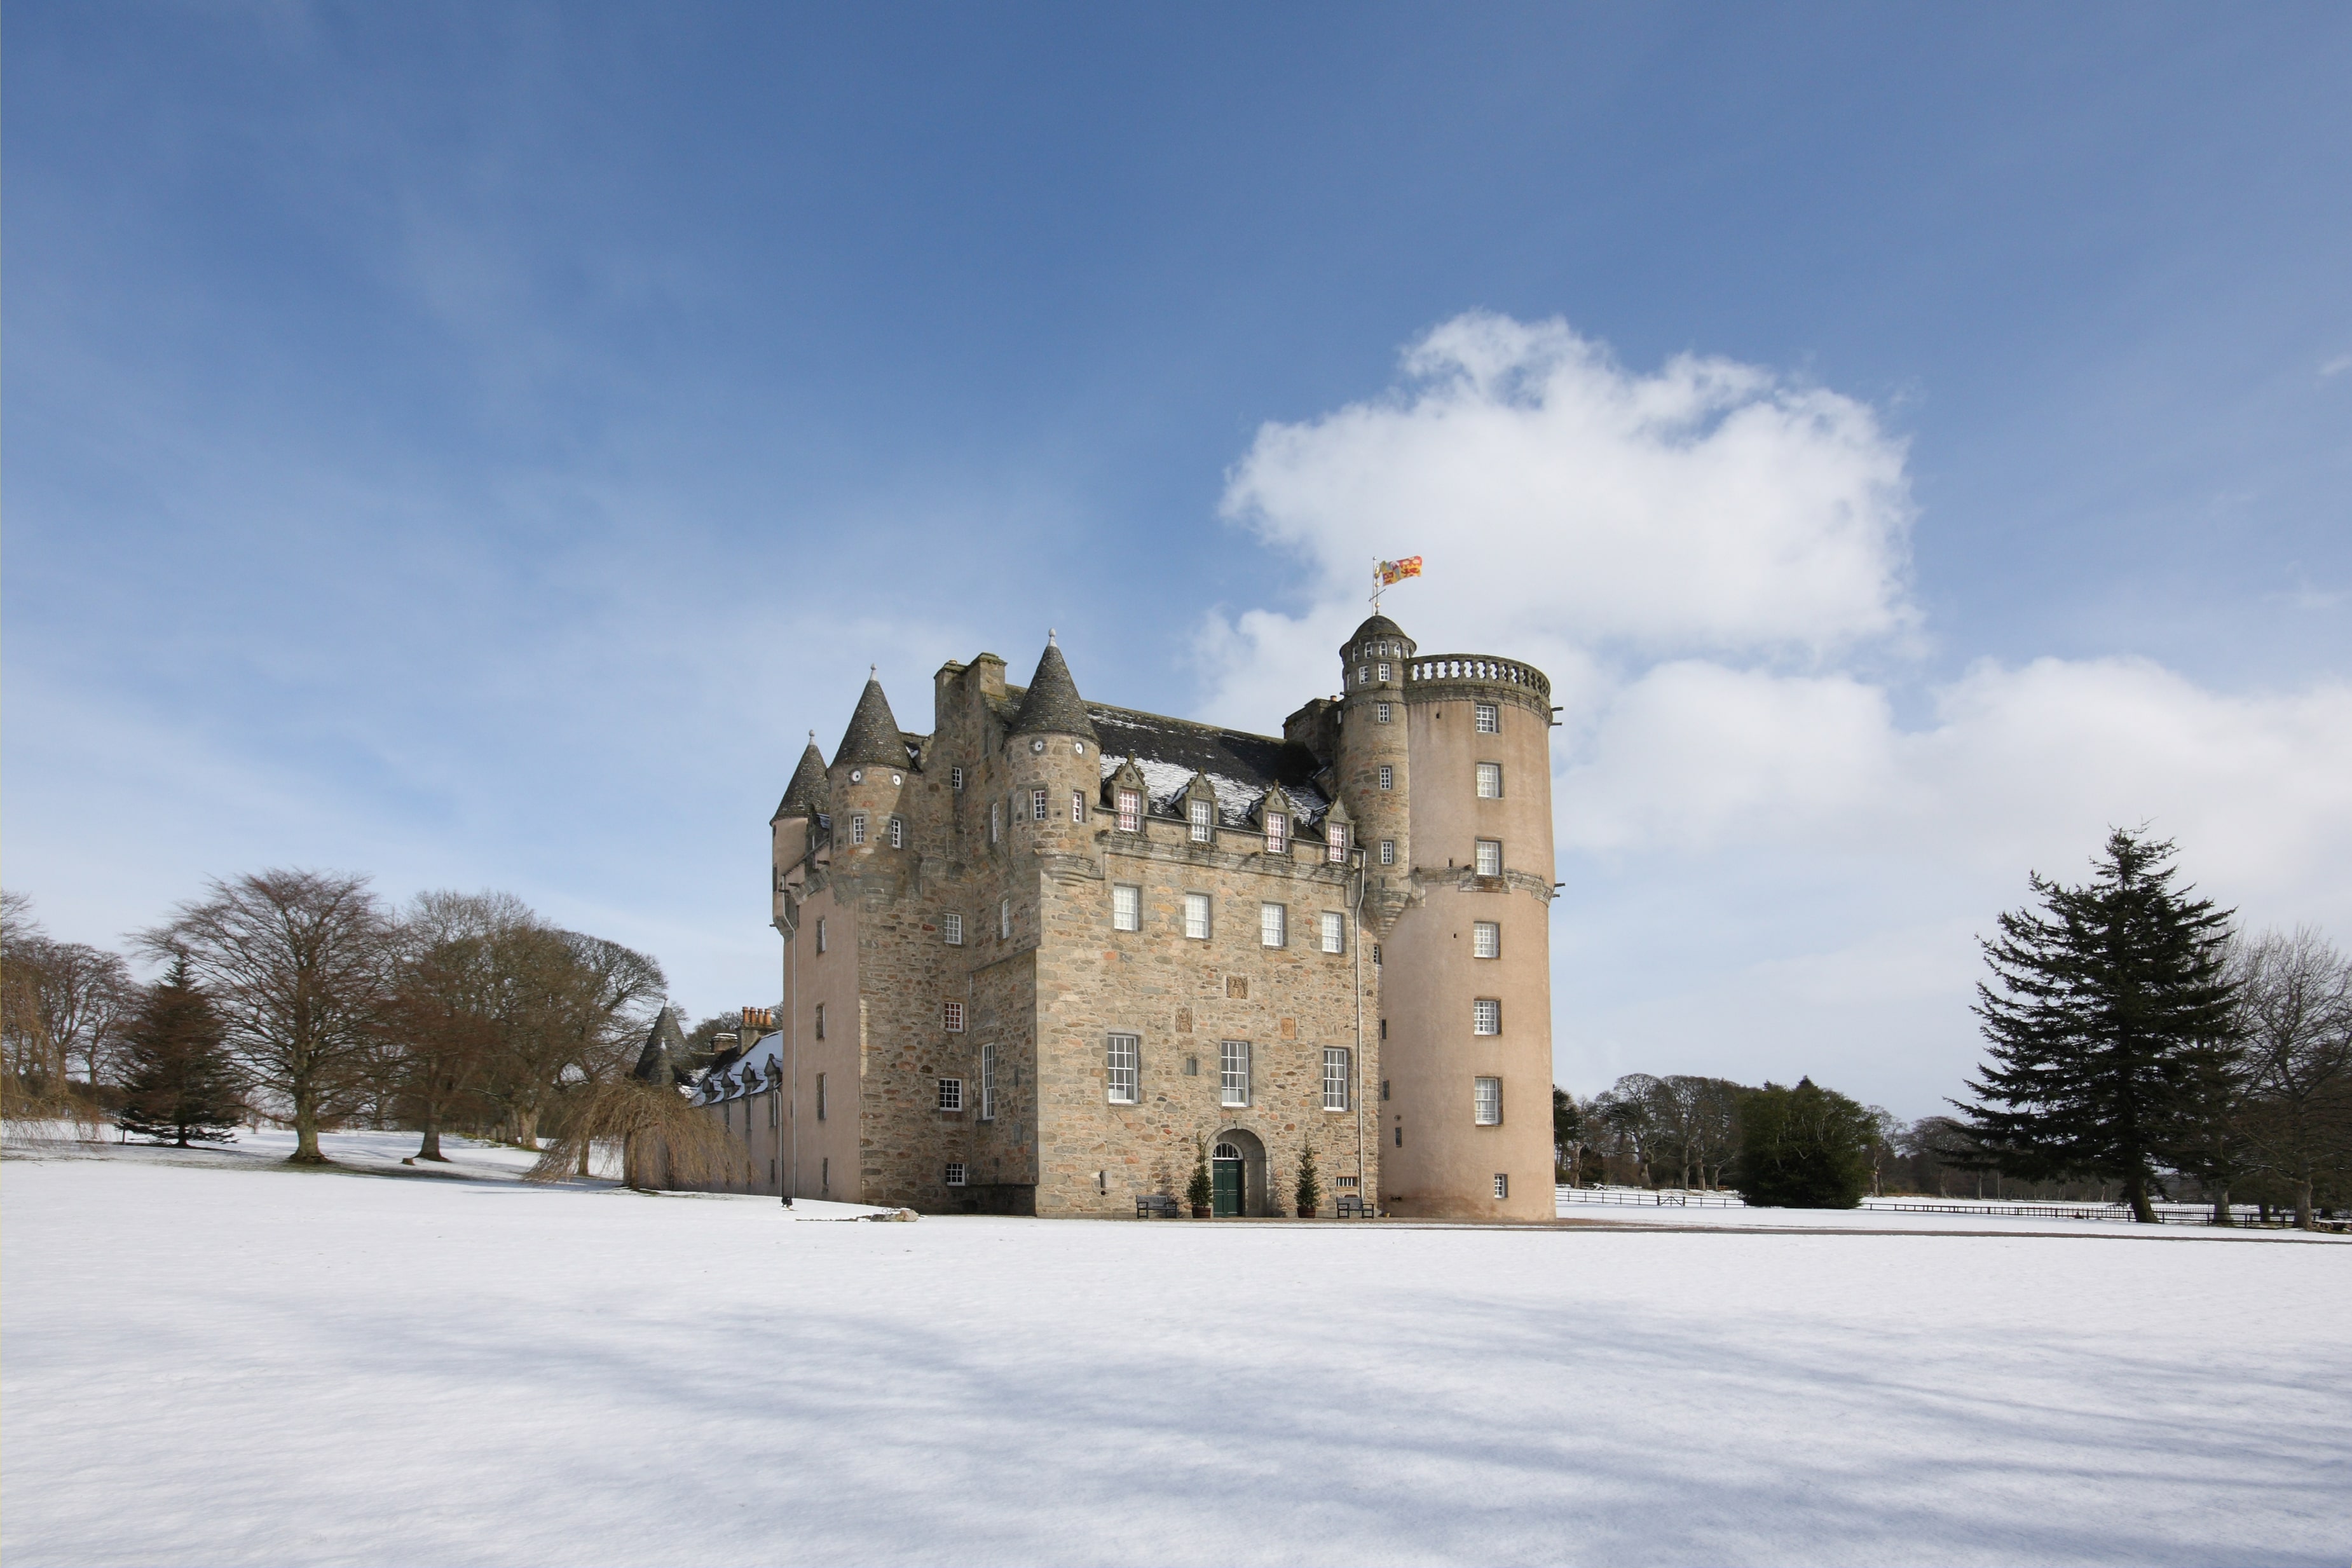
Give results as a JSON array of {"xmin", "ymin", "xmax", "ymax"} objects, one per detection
[
  {"xmin": 1187, "ymin": 1135, "xmax": 1213, "ymax": 1218},
  {"xmin": 1294, "ymin": 1137, "xmax": 1321, "ymax": 1218}
]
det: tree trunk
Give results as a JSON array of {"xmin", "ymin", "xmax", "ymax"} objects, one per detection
[
  {"xmin": 2123, "ymin": 1170, "xmax": 2158, "ymax": 1223},
  {"xmin": 417, "ymin": 1108, "xmax": 447, "ymax": 1162},
  {"xmin": 2209, "ymin": 1183, "xmax": 2232, "ymax": 1225},
  {"xmin": 513, "ymin": 1103, "xmax": 540, "ymax": 1150},
  {"xmin": 577, "ymin": 1136, "xmax": 591, "ymax": 1177},
  {"xmin": 290, "ymin": 1084, "xmax": 327, "ymax": 1164},
  {"xmin": 2294, "ymin": 1177, "xmax": 2316, "ymax": 1232}
]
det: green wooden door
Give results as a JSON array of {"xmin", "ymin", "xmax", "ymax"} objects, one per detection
[{"xmin": 1212, "ymin": 1143, "xmax": 1243, "ymax": 1216}]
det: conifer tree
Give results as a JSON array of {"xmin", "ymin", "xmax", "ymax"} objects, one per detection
[
  {"xmin": 1186, "ymin": 1135, "xmax": 1212, "ymax": 1214},
  {"xmin": 1734, "ymin": 1077, "xmax": 1875, "ymax": 1208},
  {"xmin": 1956, "ymin": 829, "xmax": 2240, "ymax": 1221},
  {"xmin": 1294, "ymin": 1137, "xmax": 1320, "ymax": 1216},
  {"xmin": 115, "ymin": 956, "xmax": 243, "ymax": 1146}
]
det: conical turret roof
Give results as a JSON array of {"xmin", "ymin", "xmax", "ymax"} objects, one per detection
[
  {"xmin": 1009, "ymin": 634, "xmax": 1099, "ymax": 742},
  {"xmin": 1350, "ymin": 613, "xmax": 1411, "ymax": 646},
  {"xmin": 835, "ymin": 673, "xmax": 906, "ymax": 767},
  {"xmin": 771, "ymin": 736, "xmax": 831, "ymax": 822},
  {"xmin": 631, "ymin": 1006, "xmax": 690, "ymax": 1086}
]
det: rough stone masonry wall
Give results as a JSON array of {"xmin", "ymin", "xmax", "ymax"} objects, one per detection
[{"xmin": 1030, "ymin": 820, "xmax": 1381, "ymax": 1217}]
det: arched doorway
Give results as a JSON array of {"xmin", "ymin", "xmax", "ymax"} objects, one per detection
[{"xmin": 1210, "ymin": 1128, "xmax": 1266, "ymax": 1217}]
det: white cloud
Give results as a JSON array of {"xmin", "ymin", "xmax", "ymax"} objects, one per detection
[{"xmin": 1200, "ymin": 313, "xmax": 2352, "ymax": 1115}]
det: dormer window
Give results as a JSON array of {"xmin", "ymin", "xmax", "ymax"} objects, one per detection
[
  {"xmin": 1264, "ymin": 812, "xmax": 1289, "ymax": 855},
  {"xmin": 1117, "ymin": 789, "xmax": 1142, "ymax": 833},
  {"xmin": 1188, "ymin": 798, "xmax": 1213, "ymax": 843},
  {"xmin": 1326, "ymin": 822, "xmax": 1347, "ymax": 864}
]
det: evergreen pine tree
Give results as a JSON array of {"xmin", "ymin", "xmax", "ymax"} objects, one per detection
[
  {"xmin": 1186, "ymin": 1135, "xmax": 1213, "ymax": 1214},
  {"xmin": 1734, "ymin": 1077, "xmax": 1875, "ymax": 1208},
  {"xmin": 1956, "ymin": 829, "xmax": 2239, "ymax": 1221},
  {"xmin": 1294, "ymin": 1137, "xmax": 1320, "ymax": 1216},
  {"xmin": 115, "ymin": 956, "xmax": 243, "ymax": 1146}
]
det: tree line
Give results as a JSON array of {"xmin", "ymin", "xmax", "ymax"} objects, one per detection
[
  {"xmin": 1555, "ymin": 831, "xmax": 2352, "ymax": 1229},
  {"xmin": 3, "ymin": 871, "xmax": 680, "ymax": 1164}
]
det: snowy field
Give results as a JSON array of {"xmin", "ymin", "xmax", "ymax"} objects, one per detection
[{"xmin": 5, "ymin": 1136, "xmax": 2348, "ymax": 1567}]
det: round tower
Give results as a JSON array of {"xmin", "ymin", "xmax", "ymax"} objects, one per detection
[
  {"xmin": 1003, "ymin": 632, "xmax": 1101, "ymax": 862},
  {"xmin": 1332, "ymin": 614, "xmax": 1416, "ymax": 925},
  {"xmin": 829, "ymin": 669, "xmax": 910, "ymax": 871}
]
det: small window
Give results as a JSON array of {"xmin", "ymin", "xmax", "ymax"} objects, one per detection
[
  {"xmin": 816, "ymin": 1072, "xmax": 828, "ymax": 1121},
  {"xmin": 813, "ymin": 1003, "xmax": 826, "ymax": 1040},
  {"xmin": 1320, "ymin": 910, "xmax": 1344, "ymax": 954},
  {"xmin": 1372, "ymin": 943, "xmax": 1382, "ymax": 967},
  {"xmin": 1357, "ymin": 665, "xmax": 1369, "ymax": 685},
  {"xmin": 815, "ymin": 917, "xmax": 828, "ymax": 954},
  {"xmin": 945, "ymin": 1162, "xmax": 967, "ymax": 1186},
  {"xmin": 1493, "ymin": 1172, "xmax": 1509, "ymax": 1199},
  {"xmin": 1000, "ymin": 899, "xmax": 1013, "ymax": 939},
  {"xmin": 1473, "ymin": 998, "xmax": 1501, "ymax": 1035},
  {"xmin": 990, "ymin": 801, "xmax": 1001, "ymax": 843},
  {"xmin": 1325, "ymin": 822, "xmax": 1347, "ymax": 864},
  {"xmin": 1112, "ymin": 883, "xmax": 1142, "ymax": 932},
  {"xmin": 978, "ymin": 1044, "xmax": 995, "ymax": 1120},
  {"xmin": 1379, "ymin": 840, "xmax": 1397, "ymax": 866},
  {"xmin": 1473, "ymin": 920, "xmax": 1500, "ymax": 959},
  {"xmin": 1118, "ymin": 789, "xmax": 1142, "ymax": 833},
  {"xmin": 943, "ymin": 1000, "xmax": 965, "ymax": 1033},
  {"xmin": 1187, "ymin": 797, "xmax": 1213, "ymax": 843},
  {"xmin": 1476, "ymin": 763, "xmax": 1502, "ymax": 800},
  {"xmin": 1475, "ymin": 839, "xmax": 1502, "ymax": 876},
  {"xmin": 1375, "ymin": 701, "xmax": 1392, "ymax": 724},
  {"xmin": 952, "ymin": 765, "xmax": 965, "ymax": 791},
  {"xmin": 1220, "ymin": 1040, "xmax": 1250, "ymax": 1107},
  {"xmin": 1071, "ymin": 789, "xmax": 1086, "ymax": 824},
  {"xmin": 1030, "ymin": 789, "xmax": 1048, "ymax": 822},
  {"xmin": 943, "ymin": 911, "xmax": 964, "ymax": 946},
  {"xmin": 889, "ymin": 815, "xmax": 906, "ymax": 849},
  {"xmin": 1475, "ymin": 703, "xmax": 1499, "ymax": 734},
  {"xmin": 1378, "ymin": 765, "xmax": 1393, "ymax": 791},
  {"xmin": 1184, "ymin": 892, "xmax": 1211, "ymax": 940},
  {"xmin": 1106, "ymin": 1033, "xmax": 1140, "ymax": 1104},
  {"xmin": 1264, "ymin": 812, "xmax": 1288, "ymax": 854},
  {"xmin": 851, "ymin": 814, "xmax": 868, "ymax": 845},
  {"xmin": 821, "ymin": 1155, "xmax": 830, "ymax": 1191},
  {"xmin": 1322, "ymin": 1047, "xmax": 1351, "ymax": 1111},
  {"xmin": 938, "ymin": 1077, "xmax": 964, "ymax": 1112},
  {"xmin": 1259, "ymin": 903, "xmax": 1287, "ymax": 948},
  {"xmin": 1376, "ymin": 662, "xmax": 1391, "ymax": 682},
  {"xmin": 1475, "ymin": 1076, "xmax": 1503, "ymax": 1125}
]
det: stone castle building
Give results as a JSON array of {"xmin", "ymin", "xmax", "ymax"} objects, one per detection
[{"xmin": 681, "ymin": 617, "xmax": 1557, "ymax": 1220}]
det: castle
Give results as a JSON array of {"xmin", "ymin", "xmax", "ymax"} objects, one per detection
[{"xmin": 678, "ymin": 615, "xmax": 1556, "ymax": 1220}]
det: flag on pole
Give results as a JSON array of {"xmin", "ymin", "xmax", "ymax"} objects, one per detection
[{"xmin": 1376, "ymin": 556, "xmax": 1423, "ymax": 588}]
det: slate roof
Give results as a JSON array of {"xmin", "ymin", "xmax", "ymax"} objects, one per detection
[
  {"xmin": 1008, "ymin": 639, "xmax": 1100, "ymax": 742},
  {"xmin": 1352, "ymin": 612, "xmax": 1408, "ymax": 643},
  {"xmin": 835, "ymin": 677, "xmax": 908, "ymax": 767},
  {"xmin": 631, "ymin": 1006, "xmax": 690, "ymax": 1087},
  {"xmin": 771, "ymin": 739, "xmax": 831, "ymax": 822},
  {"xmin": 1087, "ymin": 703, "xmax": 1332, "ymax": 827}
]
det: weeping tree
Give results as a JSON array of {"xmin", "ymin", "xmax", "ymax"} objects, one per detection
[{"xmin": 526, "ymin": 1078, "xmax": 751, "ymax": 1192}]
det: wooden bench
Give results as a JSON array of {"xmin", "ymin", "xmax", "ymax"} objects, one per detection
[
  {"xmin": 1336, "ymin": 1194, "xmax": 1370, "ymax": 1219},
  {"xmin": 1135, "ymin": 1194, "xmax": 1182, "ymax": 1219}
]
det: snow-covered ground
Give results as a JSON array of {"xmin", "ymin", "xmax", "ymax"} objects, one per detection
[
  {"xmin": 1555, "ymin": 1187, "xmax": 2333, "ymax": 1237},
  {"xmin": 5, "ymin": 1136, "xmax": 2347, "ymax": 1567}
]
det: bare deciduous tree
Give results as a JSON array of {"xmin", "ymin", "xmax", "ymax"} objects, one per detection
[
  {"xmin": 527, "ymin": 1078, "xmax": 749, "ymax": 1191},
  {"xmin": 139, "ymin": 870, "xmax": 392, "ymax": 1164},
  {"xmin": 2233, "ymin": 927, "xmax": 2352, "ymax": 1230}
]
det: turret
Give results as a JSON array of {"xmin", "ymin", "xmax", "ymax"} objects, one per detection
[
  {"xmin": 770, "ymin": 733, "xmax": 830, "ymax": 920},
  {"xmin": 1005, "ymin": 632, "xmax": 1100, "ymax": 859},
  {"xmin": 829, "ymin": 670, "xmax": 911, "ymax": 871},
  {"xmin": 1334, "ymin": 613, "xmax": 1416, "ymax": 927}
]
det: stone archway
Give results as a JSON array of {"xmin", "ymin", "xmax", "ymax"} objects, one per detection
[{"xmin": 1211, "ymin": 1127, "xmax": 1268, "ymax": 1217}]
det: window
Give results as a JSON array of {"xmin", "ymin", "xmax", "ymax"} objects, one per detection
[
  {"xmin": 1112, "ymin": 883, "xmax": 1142, "ymax": 932},
  {"xmin": 1117, "ymin": 789, "xmax": 1142, "ymax": 833},
  {"xmin": 816, "ymin": 1072, "xmax": 828, "ymax": 1121},
  {"xmin": 1184, "ymin": 892, "xmax": 1212, "ymax": 940},
  {"xmin": 938, "ymin": 1077, "xmax": 964, "ymax": 1112},
  {"xmin": 1187, "ymin": 797, "xmax": 1213, "ymax": 843},
  {"xmin": 815, "ymin": 917, "xmax": 827, "ymax": 954},
  {"xmin": 943, "ymin": 911, "xmax": 964, "ymax": 946},
  {"xmin": 1320, "ymin": 911, "xmax": 1344, "ymax": 954},
  {"xmin": 999, "ymin": 899, "xmax": 1013, "ymax": 939},
  {"xmin": 1379, "ymin": 839, "xmax": 1397, "ymax": 866},
  {"xmin": 1326, "ymin": 822, "xmax": 1347, "ymax": 864},
  {"xmin": 1476, "ymin": 763, "xmax": 1502, "ymax": 800},
  {"xmin": 1030, "ymin": 789, "xmax": 1048, "ymax": 822},
  {"xmin": 1220, "ymin": 1040, "xmax": 1250, "ymax": 1107},
  {"xmin": 821, "ymin": 1156, "xmax": 830, "ymax": 1191},
  {"xmin": 1322, "ymin": 1047, "xmax": 1351, "ymax": 1111},
  {"xmin": 945, "ymin": 1162, "xmax": 967, "ymax": 1186},
  {"xmin": 1259, "ymin": 903, "xmax": 1287, "ymax": 948},
  {"xmin": 1357, "ymin": 665, "xmax": 1369, "ymax": 685},
  {"xmin": 813, "ymin": 1003, "xmax": 826, "ymax": 1040},
  {"xmin": 1372, "ymin": 943, "xmax": 1382, "ymax": 967},
  {"xmin": 989, "ymin": 801, "xmax": 1001, "ymax": 843},
  {"xmin": 1071, "ymin": 789, "xmax": 1086, "ymax": 824},
  {"xmin": 1475, "ymin": 839, "xmax": 1502, "ymax": 876},
  {"xmin": 1473, "ymin": 998, "xmax": 1501, "ymax": 1035},
  {"xmin": 1493, "ymin": 1173, "xmax": 1509, "ymax": 1199},
  {"xmin": 1376, "ymin": 662, "xmax": 1391, "ymax": 682},
  {"xmin": 978, "ymin": 1044, "xmax": 995, "ymax": 1121},
  {"xmin": 1393, "ymin": 1126, "xmax": 1402, "ymax": 1147},
  {"xmin": 943, "ymin": 1000, "xmax": 965, "ymax": 1033},
  {"xmin": 1376, "ymin": 701, "xmax": 1392, "ymax": 723},
  {"xmin": 952, "ymin": 765, "xmax": 965, "ymax": 791},
  {"xmin": 1183, "ymin": 1055, "xmax": 1199, "ymax": 1076},
  {"xmin": 851, "ymin": 814, "xmax": 868, "ymax": 845},
  {"xmin": 1378, "ymin": 765, "xmax": 1394, "ymax": 791},
  {"xmin": 1475, "ymin": 1077, "xmax": 1503, "ymax": 1125},
  {"xmin": 769, "ymin": 1096, "xmax": 778, "ymax": 1129},
  {"xmin": 1106, "ymin": 1033, "xmax": 1139, "ymax": 1104},
  {"xmin": 1473, "ymin": 920, "xmax": 1500, "ymax": 959},
  {"xmin": 1475, "ymin": 702, "xmax": 1499, "ymax": 733},
  {"xmin": 889, "ymin": 815, "xmax": 906, "ymax": 848},
  {"xmin": 1264, "ymin": 812, "xmax": 1288, "ymax": 854}
]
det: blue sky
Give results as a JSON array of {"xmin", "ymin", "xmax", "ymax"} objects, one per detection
[{"xmin": 8, "ymin": 3, "xmax": 2349, "ymax": 1115}]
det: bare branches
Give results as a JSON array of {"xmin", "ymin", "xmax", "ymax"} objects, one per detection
[{"xmin": 526, "ymin": 1079, "xmax": 751, "ymax": 1192}]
